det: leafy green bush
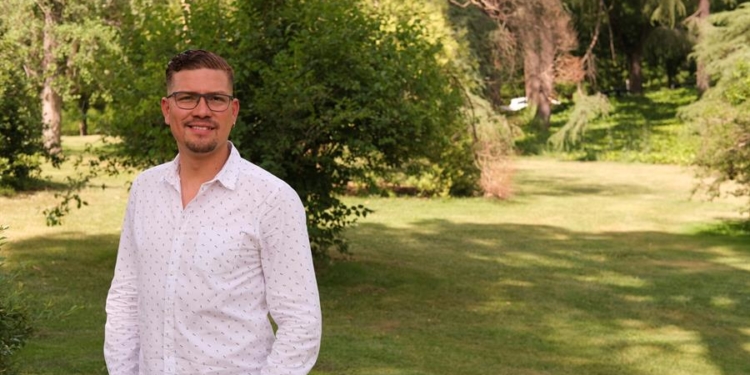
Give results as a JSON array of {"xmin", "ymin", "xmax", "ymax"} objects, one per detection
[
  {"xmin": 0, "ymin": 226, "xmax": 32, "ymax": 375},
  {"xmin": 232, "ymin": 0, "xmax": 470, "ymax": 256},
  {"xmin": 0, "ymin": 63, "xmax": 44, "ymax": 193},
  {"xmin": 104, "ymin": 0, "xmax": 472, "ymax": 258}
]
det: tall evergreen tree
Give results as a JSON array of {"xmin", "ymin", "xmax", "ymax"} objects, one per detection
[{"xmin": 680, "ymin": 3, "xmax": 750, "ymax": 208}]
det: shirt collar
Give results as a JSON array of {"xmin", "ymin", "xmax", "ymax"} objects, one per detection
[{"xmin": 163, "ymin": 142, "xmax": 241, "ymax": 191}]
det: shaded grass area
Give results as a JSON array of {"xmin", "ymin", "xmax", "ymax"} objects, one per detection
[
  {"xmin": 518, "ymin": 88, "xmax": 699, "ymax": 164},
  {"xmin": 8, "ymin": 233, "xmax": 116, "ymax": 374},
  {"xmin": 2, "ymin": 151, "xmax": 749, "ymax": 374},
  {"xmin": 318, "ymin": 220, "xmax": 750, "ymax": 374}
]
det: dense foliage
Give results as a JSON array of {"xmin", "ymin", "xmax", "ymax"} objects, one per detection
[
  {"xmin": 102, "ymin": 0, "xmax": 472, "ymax": 257},
  {"xmin": 0, "ymin": 55, "xmax": 43, "ymax": 194},
  {"xmin": 679, "ymin": 3, "xmax": 750, "ymax": 208},
  {"xmin": 4, "ymin": 0, "xmax": 750, "ymax": 255}
]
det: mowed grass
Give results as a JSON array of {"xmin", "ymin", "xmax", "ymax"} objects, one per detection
[
  {"xmin": 1, "ymin": 136, "xmax": 129, "ymax": 374},
  {"xmin": 2, "ymin": 137, "xmax": 749, "ymax": 374},
  {"xmin": 314, "ymin": 159, "xmax": 750, "ymax": 375}
]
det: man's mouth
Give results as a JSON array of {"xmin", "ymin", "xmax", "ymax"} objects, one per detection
[{"xmin": 186, "ymin": 122, "xmax": 216, "ymax": 131}]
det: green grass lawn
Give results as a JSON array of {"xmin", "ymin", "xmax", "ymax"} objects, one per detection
[{"xmin": 2, "ymin": 137, "xmax": 750, "ymax": 374}]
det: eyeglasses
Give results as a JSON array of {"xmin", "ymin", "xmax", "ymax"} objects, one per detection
[{"xmin": 167, "ymin": 91, "xmax": 234, "ymax": 112}]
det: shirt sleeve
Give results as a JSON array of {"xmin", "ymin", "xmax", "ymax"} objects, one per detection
[
  {"xmin": 104, "ymin": 183, "xmax": 141, "ymax": 375},
  {"xmin": 260, "ymin": 185, "xmax": 322, "ymax": 375}
]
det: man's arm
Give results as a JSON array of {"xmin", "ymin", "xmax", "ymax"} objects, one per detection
[
  {"xmin": 104, "ymin": 188, "xmax": 141, "ymax": 375},
  {"xmin": 260, "ymin": 185, "xmax": 322, "ymax": 375}
]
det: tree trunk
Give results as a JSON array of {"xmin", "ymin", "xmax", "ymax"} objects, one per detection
[
  {"xmin": 42, "ymin": 81, "xmax": 63, "ymax": 154},
  {"xmin": 79, "ymin": 118, "xmax": 88, "ymax": 136},
  {"xmin": 41, "ymin": 4, "xmax": 62, "ymax": 156},
  {"xmin": 696, "ymin": 0, "xmax": 710, "ymax": 94},
  {"xmin": 627, "ymin": 47, "xmax": 644, "ymax": 95},
  {"xmin": 454, "ymin": 0, "xmax": 575, "ymax": 128},
  {"xmin": 524, "ymin": 46, "xmax": 541, "ymax": 119},
  {"xmin": 524, "ymin": 43, "xmax": 554, "ymax": 129},
  {"xmin": 78, "ymin": 94, "xmax": 90, "ymax": 136},
  {"xmin": 533, "ymin": 30, "xmax": 555, "ymax": 127},
  {"xmin": 520, "ymin": 1, "xmax": 561, "ymax": 129}
]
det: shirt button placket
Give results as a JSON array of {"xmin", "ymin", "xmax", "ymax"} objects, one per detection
[{"xmin": 163, "ymin": 210, "xmax": 190, "ymax": 374}]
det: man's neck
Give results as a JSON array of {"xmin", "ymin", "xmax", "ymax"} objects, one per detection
[{"xmin": 177, "ymin": 143, "xmax": 231, "ymax": 206}]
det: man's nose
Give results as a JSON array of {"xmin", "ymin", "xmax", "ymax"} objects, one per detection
[{"xmin": 193, "ymin": 96, "xmax": 212, "ymax": 115}]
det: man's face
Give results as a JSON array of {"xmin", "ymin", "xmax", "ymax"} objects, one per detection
[{"xmin": 161, "ymin": 68, "xmax": 239, "ymax": 157}]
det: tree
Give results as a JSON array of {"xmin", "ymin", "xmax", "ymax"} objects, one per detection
[
  {"xmin": 603, "ymin": 0, "xmax": 687, "ymax": 94},
  {"xmin": 643, "ymin": 24, "xmax": 692, "ymax": 88},
  {"xmin": 0, "ymin": 0, "xmax": 120, "ymax": 157},
  {"xmin": 0, "ymin": 27, "xmax": 43, "ymax": 192},
  {"xmin": 679, "ymin": 3, "xmax": 750, "ymax": 209},
  {"xmin": 0, "ymin": 69, "xmax": 43, "ymax": 192},
  {"xmin": 518, "ymin": 1, "xmax": 578, "ymax": 128},
  {"xmin": 684, "ymin": 0, "xmax": 747, "ymax": 94},
  {"xmin": 691, "ymin": 0, "xmax": 712, "ymax": 93},
  {"xmin": 103, "ymin": 0, "xmax": 471, "ymax": 258},
  {"xmin": 451, "ymin": 0, "xmax": 578, "ymax": 128}
]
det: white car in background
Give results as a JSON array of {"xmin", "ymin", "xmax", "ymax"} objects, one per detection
[{"xmin": 500, "ymin": 96, "xmax": 560, "ymax": 112}]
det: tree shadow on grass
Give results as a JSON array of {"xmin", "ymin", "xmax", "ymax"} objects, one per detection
[
  {"xmin": 2, "ymin": 177, "xmax": 70, "ymax": 196},
  {"xmin": 512, "ymin": 174, "xmax": 655, "ymax": 197},
  {"xmin": 317, "ymin": 220, "xmax": 750, "ymax": 375}
]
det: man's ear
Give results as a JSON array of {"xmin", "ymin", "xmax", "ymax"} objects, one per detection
[
  {"xmin": 160, "ymin": 97, "xmax": 170, "ymax": 125},
  {"xmin": 231, "ymin": 98, "xmax": 240, "ymax": 121}
]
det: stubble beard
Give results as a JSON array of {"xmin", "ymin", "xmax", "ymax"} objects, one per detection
[
  {"xmin": 185, "ymin": 138, "xmax": 219, "ymax": 154},
  {"xmin": 183, "ymin": 120, "xmax": 220, "ymax": 154}
]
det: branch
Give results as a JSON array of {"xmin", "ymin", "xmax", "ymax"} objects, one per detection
[
  {"xmin": 449, "ymin": 0, "xmax": 514, "ymax": 23},
  {"xmin": 449, "ymin": 0, "xmax": 472, "ymax": 8},
  {"xmin": 581, "ymin": 0, "xmax": 606, "ymax": 84},
  {"xmin": 602, "ymin": 0, "xmax": 617, "ymax": 61}
]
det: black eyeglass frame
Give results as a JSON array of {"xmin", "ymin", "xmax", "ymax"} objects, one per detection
[{"xmin": 166, "ymin": 91, "xmax": 235, "ymax": 112}]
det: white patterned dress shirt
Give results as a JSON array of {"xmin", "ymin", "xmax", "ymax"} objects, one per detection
[{"xmin": 105, "ymin": 143, "xmax": 322, "ymax": 375}]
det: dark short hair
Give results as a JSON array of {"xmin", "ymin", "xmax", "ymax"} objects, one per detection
[{"xmin": 165, "ymin": 49, "xmax": 234, "ymax": 92}]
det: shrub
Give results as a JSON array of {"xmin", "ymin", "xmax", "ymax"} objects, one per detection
[
  {"xmin": 0, "ymin": 65, "xmax": 44, "ymax": 193},
  {"xmin": 476, "ymin": 140, "xmax": 514, "ymax": 199}
]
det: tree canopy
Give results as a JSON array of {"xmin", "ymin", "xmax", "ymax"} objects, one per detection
[
  {"xmin": 97, "ymin": 0, "xmax": 474, "ymax": 258},
  {"xmin": 4, "ymin": 0, "xmax": 750, "ymax": 254}
]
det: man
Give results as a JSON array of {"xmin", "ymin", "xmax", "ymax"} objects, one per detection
[{"xmin": 104, "ymin": 50, "xmax": 322, "ymax": 375}]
